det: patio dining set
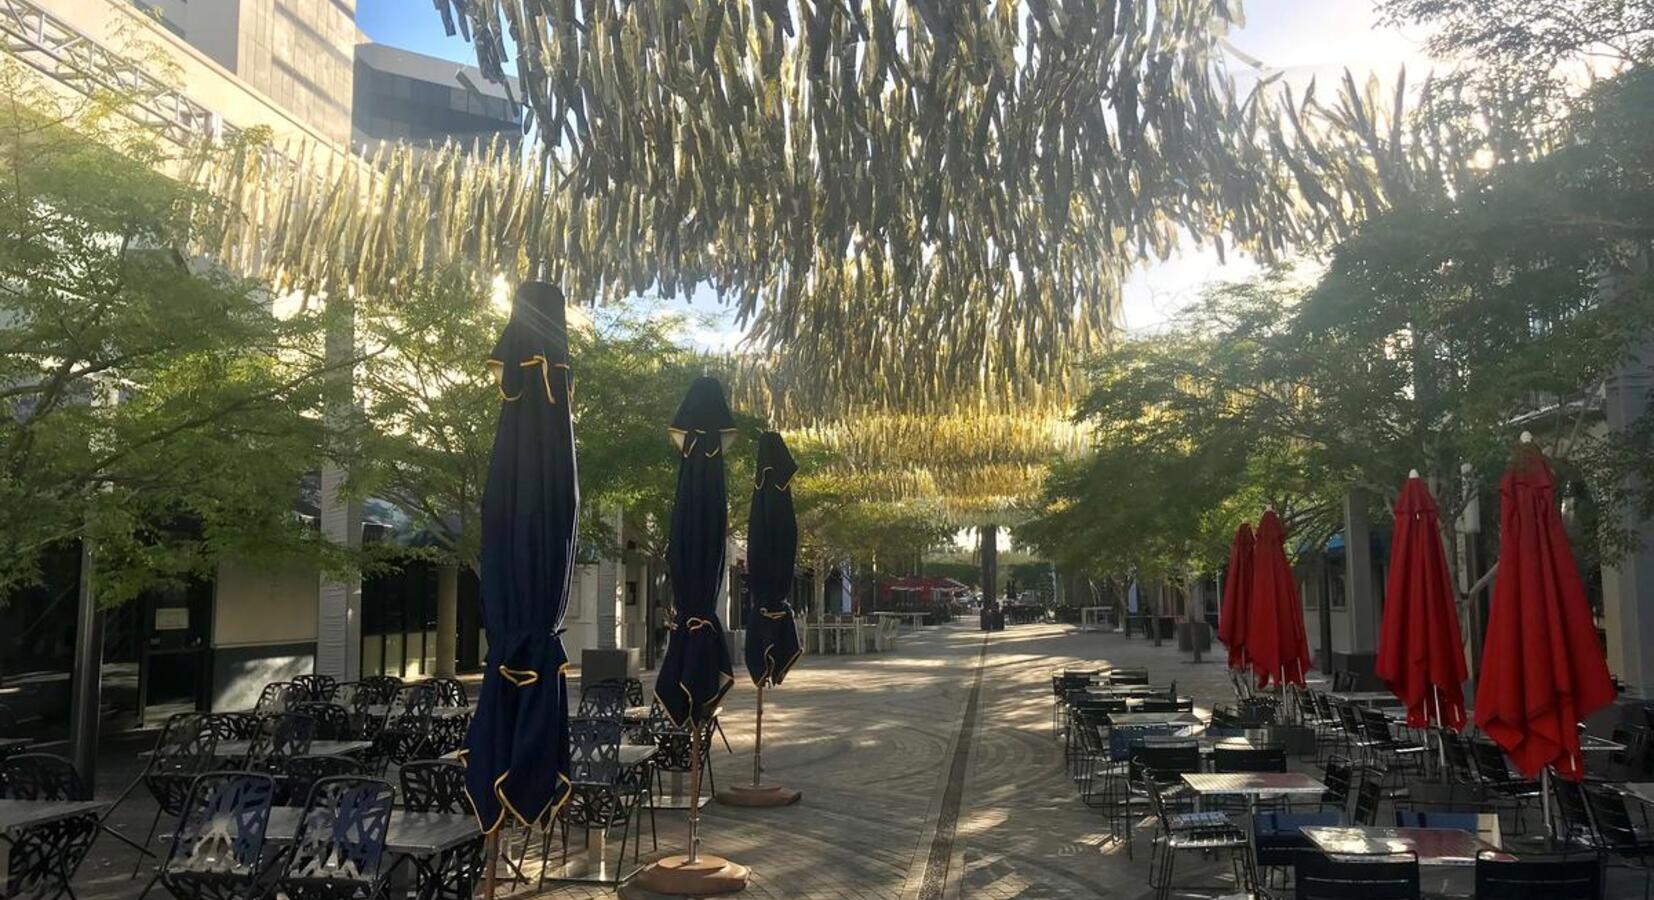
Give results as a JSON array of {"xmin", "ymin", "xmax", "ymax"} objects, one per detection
[{"xmin": 1053, "ymin": 664, "xmax": 1654, "ymax": 899}]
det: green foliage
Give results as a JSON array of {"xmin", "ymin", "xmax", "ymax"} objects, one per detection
[
  {"xmin": 0, "ymin": 78, "xmax": 336, "ymax": 604},
  {"xmin": 1021, "ymin": 68, "xmax": 1654, "ymax": 579}
]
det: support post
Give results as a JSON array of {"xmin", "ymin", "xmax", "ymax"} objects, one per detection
[
  {"xmin": 1602, "ymin": 339, "xmax": 1654, "ymax": 701},
  {"xmin": 69, "ymin": 540, "xmax": 101, "ymax": 798},
  {"xmin": 435, "ymin": 563, "xmax": 458, "ymax": 677}
]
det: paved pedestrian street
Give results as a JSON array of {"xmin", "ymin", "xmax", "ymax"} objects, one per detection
[{"xmin": 73, "ymin": 620, "xmax": 1639, "ymax": 900}]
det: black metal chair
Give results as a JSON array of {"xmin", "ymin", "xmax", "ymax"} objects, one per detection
[
  {"xmin": 1553, "ymin": 776, "xmax": 1599, "ymax": 849},
  {"xmin": 578, "ymin": 681, "xmax": 628, "ymax": 720},
  {"xmin": 1126, "ymin": 742, "xmax": 1202, "ymax": 858},
  {"xmin": 1393, "ymin": 808, "xmax": 1480, "ymax": 831},
  {"xmin": 430, "ymin": 677, "xmax": 469, "ymax": 709},
  {"xmin": 1295, "ymin": 852, "xmax": 1420, "ymax": 900},
  {"xmin": 274, "ymin": 777, "xmax": 395, "ymax": 900},
  {"xmin": 1353, "ymin": 765, "xmax": 1388, "ymax": 826},
  {"xmin": 1471, "ymin": 740, "xmax": 1541, "ymax": 833},
  {"xmin": 292, "ymin": 675, "xmax": 338, "ymax": 703},
  {"xmin": 1142, "ymin": 774, "xmax": 1252, "ymax": 900},
  {"xmin": 1108, "ymin": 668, "xmax": 1150, "ymax": 685},
  {"xmin": 280, "ymin": 756, "xmax": 365, "ymax": 807},
  {"xmin": 126, "ymin": 713, "xmax": 219, "ymax": 877},
  {"xmin": 646, "ymin": 704, "xmax": 715, "ymax": 801},
  {"xmin": 151, "ymin": 772, "xmax": 278, "ymax": 900},
  {"xmin": 1475, "ymin": 850, "xmax": 1606, "ymax": 900},
  {"xmin": 1253, "ymin": 810, "xmax": 1345, "ymax": 891},
  {"xmin": 253, "ymin": 682, "xmax": 298, "ymax": 716},
  {"xmin": 204, "ymin": 712, "xmax": 261, "ymax": 742},
  {"xmin": 399, "ymin": 760, "xmax": 471, "ymax": 814},
  {"xmin": 1320, "ymin": 756, "xmax": 1355, "ymax": 815},
  {"xmin": 373, "ymin": 685, "xmax": 439, "ymax": 769},
  {"xmin": 1437, "ymin": 728, "xmax": 1479, "ymax": 804},
  {"xmin": 543, "ymin": 718, "xmax": 653, "ymax": 887},
  {"xmin": 2, "ymin": 751, "xmax": 140, "ymax": 894},
  {"xmin": 289, "ymin": 703, "xmax": 355, "ymax": 741},
  {"xmin": 1214, "ymin": 745, "xmax": 1288, "ymax": 773},
  {"xmin": 244, "ymin": 713, "xmax": 317, "ymax": 775},
  {"xmin": 1582, "ymin": 783, "xmax": 1654, "ymax": 897},
  {"xmin": 2, "ymin": 800, "xmax": 99, "ymax": 900}
]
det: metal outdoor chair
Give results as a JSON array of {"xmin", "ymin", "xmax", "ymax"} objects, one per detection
[
  {"xmin": 244, "ymin": 713, "xmax": 317, "ymax": 775},
  {"xmin": 1582, "ymin": 783, "xmax": 1654, "ymax": 898},
  {"xmin": 1, "ymin": 751, "xmax": 143, "ymax": 892},
  {"xmin": 1352, "ymin": 765, "xmax": 1388, "ymax": 826},
  {"xmin": 280, "ymin": 756, "xmax": 365, "ymax": 808},
  {"xmin": 1126, "ymin": 743, "xmax": 1202, "ymax": 858},
  {"xmin": 646, "ymin": 704, "xmax": 716, "ymax": 801},
  {"xmin": 124, "ymin": 713, "xmax": 219, "ymax": 877},
  {"xmin": 274, "ymin": 777, "xmax": 395, "ymax": 900},
  {"xmin": 1360, "ymin": 708, "xmax": 1427, "ymax": 777},
  {"xmin": 399, "ymin": 760, "xmax": 470, "ymax": 814},
  {"xmin": 543, "ymin": 718, "xmax": 653, "ymax": 887},
  {"xmin": 1108, "ymin": 668, "xmax": 1150, "ymax": 685},
  {"xmin": 204, "ymin": 712, "xmax": 261, "ymax": 742},
  {"xmin": 1, "ymin": 800, "xmax": 99, "ymax": 900},
  {"xmin": 1253, "ymin": 810, "xmax": 1345, "ymax": 891},
  {"xmin": 289, "ymin": 703, "xmax": 356, "ymax": 741},
  {"xmin": 253, "ymin": 682, "xmax": 299, "ymax": 716},
  {"xmin": 1214, "ymin": 746, "xmax": 1289, "ymax": 773},
  {"xmin": 1142, "ymin": 774, "xmax": 1252, "ymax": 900},
  {"xmin": 1474, "ymin": 850, "xmax": 1606, "ymax": 900},
  {"xmin": 372, "ymin": 684, "xmax": 439, "ymax": 769},
  {"xmin": 430, "ymin": 677, "xmax": 469, "ymax": 709},
  {"xmin": 151, "ymin": 772, "xmax": 277, "ymax": 900},
  {"xmin": 1294, "ymin": 851, "xmax": 1420, "ymax": 900},
  {"xmin": 1471, "ymin": 740, "xmax": 1540, "ymax": 833},
  {"xmin": 291, "ymin": 675, "xmax": 338, "ymax": 703},
  {"xmin": 1320, "ymin": 756, "xmax": 1355, "ymax": 815},
  {"xmin": 578, "ymin": 681, "xmax": 628, "ymax": 720}
]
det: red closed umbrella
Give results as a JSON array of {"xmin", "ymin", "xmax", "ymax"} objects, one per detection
[
  {"xmin": 1376, "ymin": 475, "xmax": 1468, "ymax": 730},
  {"xmin": 1474, "ymin": 448, "xmax": 1615, "ymax": 782},
  {"xmin": 1217, "ymin": 523, "xmax": 1255, "ymax": 671},
  {"xmin": 1246, "ymin": 510, "xmax": 1314, "ymax": 687}
]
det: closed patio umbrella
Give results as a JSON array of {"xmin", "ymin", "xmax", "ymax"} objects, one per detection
[
  {"xmin": 720, "ymin": 431, "xmax": 803, "ymax": 807},
  {"xmin": 462, "ymin": 282, "xmax": 579, "ymax": 840},
  {"xmin": 637, "ymin": 376, "xmax": 749, "ymax": 894},
  {"xmin": 1246, "ymin": 509, "xmax": 1313, "ymax": 688},
  {"xmin": 1475, "ymin": 444, "xmax": 1615, "ymax": 783},
  {"xmin": 1218, "ymin": 523, "xmax": 1255, "ymax": 672},
  {"xmin": 1377, "ymin": 474, "xmax": 1468, "ymax": 732}
]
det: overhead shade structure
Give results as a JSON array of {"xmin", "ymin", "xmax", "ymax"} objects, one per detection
[
  {"xmin": 638, "ymin": 376, "xmax": 749, "ymax": 895},
  {"xmin": 462, "ymin": 281, "xmax": 578, "ymax": 837},
  {"xmin": 1218, "ymin": 523, "xmax": 1255, "ymax": 672},
  {"xmin": 1245, "ymin": 510, "xmax": 1313, "ymax": 688},
  {"xmin": 720, "ymin": 431, "xmax": 803, "ymax": 807},
  {"xmin": 1377, "ymin": 475, "xmax": 1469, "ymax": 731},
  {"xmin": 1475, "ymin": 445, "xmax": 1615, "ymax": 782}
]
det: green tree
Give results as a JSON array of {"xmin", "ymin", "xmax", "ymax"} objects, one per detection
[{"xmin": 0, "ymin": 73, "xmax": 339, "ymax": 603}]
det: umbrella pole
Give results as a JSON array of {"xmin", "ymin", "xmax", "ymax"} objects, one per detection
[
  {"xmin": 1432, "ymin": 686, "xmax": 1448, "ymax": 774},
  {"xmin": 688, "ymin": 720, "xmax": 704, "ymax": 864},
  {"xmin": 1542, "ymin": 767, "xmax": 1556, "ymax": 849},
  {"xmin": 483, "ymin": 830, "xmax": 499, "ymax": 900},
  {"xmin": 753, "ymin": 683, "xmax": 764, "ymax": 789}
]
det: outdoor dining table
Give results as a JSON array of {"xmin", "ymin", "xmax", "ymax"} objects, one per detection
[
  {"xmin": 1084, "ymin": 684, "xmax": 1162, "ymax": 697},
  {"xmin": 442, "ymin": 744, "xmax": 658, "ymax": 770},
  {"xmin": 1182, "ymin": 772, "xmax": 1327, "ymax": 813},
  {"xmin": 1328, "ymin": 691, "xmax": 1405, "ymax": 705},
  {"xmin": 1107, "ymin": 711, "xmax": 1203, "ymax": 728},
  {"xmin": 0, "ymin": 798, "xmax": 106, "ymax": 891},
  {"xmin": 213, "ymin": 739, "xmax": 374, "ymax": 758},
  {"xmin": 263, "ymin": 806, "xmax": 479, "ymax": 891},
  {"xmin": 1299, "ymin": 825, "xmax": 1508, "ymax": 866},
  {"xmin": 363, "ymin": 705, "xmax": 471, "ymax": 719}
]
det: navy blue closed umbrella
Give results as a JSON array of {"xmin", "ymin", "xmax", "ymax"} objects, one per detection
[
  {"xmin": 743, "ymin": 432, "xmax": 802, "ymax": 686},
  {"xmin": 654, "ymin": 377, "xmax": 738, "ymax": 727},
  {"xmin": 462, "ymin": 282, "xmax": 578, "ymax": 834}
]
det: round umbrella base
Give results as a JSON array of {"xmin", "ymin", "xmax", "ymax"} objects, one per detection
[
  {"xmin": 632, "ymin": 854, "xmax": 750, "ymax": 895},
  {"xmin": 716, "ymin": 783, "xmax": 801, "ymax": 807}
]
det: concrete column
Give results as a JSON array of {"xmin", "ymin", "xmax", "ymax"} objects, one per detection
[
  {"xmin": 1343, "ymin": 489, "xmax": 1379, "ymax": 668},
  {"xmin": 1602, "ymin": 340, "xmax": 1654, "ymax": 700},
  {"xmin": 316, "ymin": 295, "xmax": 361, "ymax": 681},
  {"xmin": 435, "ymin": 564, "xmax": 458, "ymax": 677}
]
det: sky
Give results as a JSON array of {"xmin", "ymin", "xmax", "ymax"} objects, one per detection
[{"xmin": 355, "ymin": 1, "xmax": 1430, "ymax": 339}]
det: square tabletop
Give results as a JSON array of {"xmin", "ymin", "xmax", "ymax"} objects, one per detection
[
  {"xmin": 214, "ymin": 739, "xmax": 374, "ymax": 758},
  {"xmin": 1579, "ymin": 734, "xmax": 1626, "ymax": 753},
  {"xmin": 1182, "ymin": 772, "xmax": 1327, "ymax": 796},
  {"xmin": 1108, "ymin": 712, "xmax": 1203, "ymax": 728},
  {"xmin": 264, "ymin": 808, "xmax": 479, "ymax": 855},
  {"xmin": 362, "ymin": 705, "xmax": 471, "ymax": 719},
  {"xmin": 0, "ymin": 799, "xmax": 105, "ymax": 833},
  {"xmin": 1329, "ymin": 691, "xmax": 1403, "ymax": 704},
  {"xmin": 443, "ymin": 745, "xmax": 658, "ymax": 768},
  {"xmin": 1084, "ymin": 685, "xmax": 1161, "ymax": 697},
  {"xmin": 1300, "ymin": 826, "xmax": 1507, "ymax": 866}
]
